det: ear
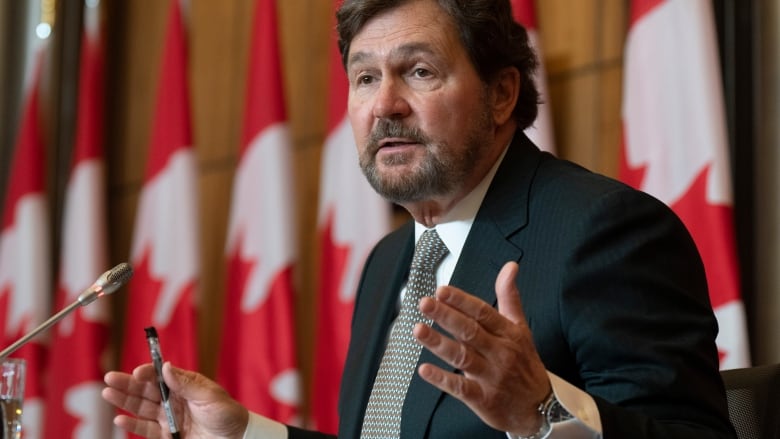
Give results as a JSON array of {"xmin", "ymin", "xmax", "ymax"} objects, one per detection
[{"xmin": 489, "ymin": 67, "xmax": 520, "ymax": 126}]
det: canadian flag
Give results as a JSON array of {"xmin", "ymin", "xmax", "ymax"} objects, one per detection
[
  {"xmin": 120, "ymin": 0, "xmax": 199, "ymax": 379},
  {"xmin": 0, "ymin": 34, "xmax": 50, "ymax": 439},
  {"xmin": 43, "ymin": 1, "xmax": 114, "ymax": 437},
  {"xmin": 511, "ymin": 0, "xmax": 555, "ymax": 153},
  {"xmin": 216, "ymin": 0, "xmax": 300, "ymax": 424},
  {"xmin": 311, "ymin": 1, "xmax": 392, "ymax": 433},
  {"xmin": 621, "ymin": 0, "xmax": 750, "ymax": 369}
]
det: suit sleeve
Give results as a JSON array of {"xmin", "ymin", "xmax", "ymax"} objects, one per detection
[
  {"xmin": 553, "ymin": 186, "xmax": 736, "ymax": 438},
  {"xmin": 286, "ymin": 426, "xmax": 336, "ymax": 439}
]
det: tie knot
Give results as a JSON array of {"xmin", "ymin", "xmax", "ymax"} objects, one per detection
[{"xmin": 411, "ymin": 229, "xmax": 449, "ymax": 272}]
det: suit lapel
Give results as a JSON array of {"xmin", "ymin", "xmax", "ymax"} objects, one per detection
[{"xmin": 400, "ymin": 135, "xmax": 544, "ymax": 436}]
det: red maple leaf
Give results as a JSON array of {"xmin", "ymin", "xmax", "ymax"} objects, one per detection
[
  {"xmin": 218, "ymin": 230, "xmax": 259, "ymax": 393},
  {"xmin": 219, "ymin": 228, "xmax": 299, "ymax": 422},
  {"xmin": 123, "ymin": 247, "xmax": 198, "ymax": 372}
]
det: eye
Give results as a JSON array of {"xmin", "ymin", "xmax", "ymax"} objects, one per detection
[
  {"xmin": 412, "ymin": 68, "xmax": 432, "ymax": 78},
  {"xmin": 356, "ymin": 74, "xmax": 376, "ymax": 86}
]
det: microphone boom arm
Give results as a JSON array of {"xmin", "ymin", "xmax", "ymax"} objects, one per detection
[
  {"xmin": 0, "ymin": 300, "xmax": 83, "ymax": 360},
  {"xmin": 0, "ymin": 262, "xmax": 133, "ymax": 360}
]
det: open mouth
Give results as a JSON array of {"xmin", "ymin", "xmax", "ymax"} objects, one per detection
[{"xmin": 379, "ymin": 138, "xmax": 419, "ymax": 148}]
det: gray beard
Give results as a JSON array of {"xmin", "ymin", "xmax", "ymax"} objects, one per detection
[{"xmin": 359, "ymin": 110, "xmax": 493, "ymax": 204}]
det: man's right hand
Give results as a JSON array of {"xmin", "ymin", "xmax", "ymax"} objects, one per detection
[{"xmin": 102, "ymin": 362, "xmax": 250, "ymax": 439}]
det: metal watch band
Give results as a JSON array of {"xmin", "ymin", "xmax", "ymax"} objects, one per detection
[{"xmin": 515, "ymin": 391, "xmax": 555, "ymax": 439}]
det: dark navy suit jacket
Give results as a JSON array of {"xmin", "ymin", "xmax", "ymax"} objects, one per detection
[{"xmin": 291, "ymin": 133, "xmax": 736, "ymax": 439}]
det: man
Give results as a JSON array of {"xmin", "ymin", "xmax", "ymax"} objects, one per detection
[{"xmin": 102, "ymin": 0, "xmax": 737, "ymax": 438}]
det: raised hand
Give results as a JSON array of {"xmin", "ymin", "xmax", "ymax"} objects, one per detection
[{"xmin": 413, "ymin": 261, "xmax": 552, "ymax": 436}]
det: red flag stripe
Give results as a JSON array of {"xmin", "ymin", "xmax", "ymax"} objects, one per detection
[
  {"xmin": 120, "ymin": 0, "xmax": 199, "ymax": 384},
  {"xmin": 217, "ymin": 0, "xmax": 301, "ymax": 424},
  {"xmin": 143, "ymin": 0, "xmax": 193, "ymax": 180},
  {"xmin": 240, "ymin": 0, "xmax": 287, "ymax": 153},
  {"xmin": 0, "ymin": 36, "xmax": 51, "ymax": 439},
  {"xmin": 511, "ymin": 0, "xmax": 536, "ymax": 30}
]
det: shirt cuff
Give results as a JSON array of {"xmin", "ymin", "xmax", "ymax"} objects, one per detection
[
  {"xmin": 505, "ymin": 371, "xmax": 603, "ymax": 439},
  {"xmin": 547, "ymin": 371, "xmax": 601, "ymax": 433},
  {"xmin": 243, "ymin": 412, "xmax": 288, "ymax": 439}
]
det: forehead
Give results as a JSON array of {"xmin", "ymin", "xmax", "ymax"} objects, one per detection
[{"xmin": 347, "ymin": 0, "xmax": 466, "ymax": 67}]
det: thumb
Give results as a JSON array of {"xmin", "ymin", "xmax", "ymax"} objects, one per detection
[
  {"xmin": 162, "ymin": 362, "xmax": 250, "ymax": 436},
  {"xmin": 162, "ymin": 362, "xmax": 216, "ymax": 401},
  {"xmin": 495, "ymin": 261, "xmax": 527, "ymax": 325}
]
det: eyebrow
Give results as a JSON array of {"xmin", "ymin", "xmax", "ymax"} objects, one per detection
[{"xmin": 347, "ymin": 42, "xmax": 439, "ymax": 68}]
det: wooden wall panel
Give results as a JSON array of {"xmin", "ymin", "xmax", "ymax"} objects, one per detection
[
  {"xmin": 537, "ymin": 0, "xmax": 626, "ymax": 175},
  {"xmin": 548, "ymin": 72, "xmax": 599, "ymax": 167},
  {"xmin": 600, "ymin": 0, "xmax": 628, "ymax": 62},
  {"xmin": 188, "ymin": 0, "xmax": 249, "ymax": 377},
  {"xmin": 276, "ymin": 1, "xmax": 332, "ymax": 399},
  {"xmin": 537, "ymin": 0, "xmax": 600, "ymax": 72},
  {"xmin": 597, "ymin": 64, "xmax": 623, "ymax": 174},
  {"xmin": 106, "ymin": 0, "xmax": 166, "ymax": 189}
]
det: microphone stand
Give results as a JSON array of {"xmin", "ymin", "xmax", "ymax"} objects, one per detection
[
  {"xmin": 0, "ymin": 299, "xmax": 89, "ymax": 360},
  {"xmin": 0, "ymin": 262, "xmax": 133, "ymax": 360}
]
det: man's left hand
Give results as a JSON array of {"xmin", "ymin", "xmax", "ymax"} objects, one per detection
[{"xmin": 414, "ymin": 261, "xmax": 552, "ymax": 436}]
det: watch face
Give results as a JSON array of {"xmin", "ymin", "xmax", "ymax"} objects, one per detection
[{"xmin": 545, "ymin": 396, "xmax": 574, "ymax": 424}]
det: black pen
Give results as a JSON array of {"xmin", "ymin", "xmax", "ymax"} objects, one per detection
[{"xmin": 145, "ymin": 327, "xmax": 181, "ymax": 439}]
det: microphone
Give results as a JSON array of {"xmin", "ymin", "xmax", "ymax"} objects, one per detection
[{"xmin": 0, "ymin": 262, "xmax": 133, "ymax": 360}]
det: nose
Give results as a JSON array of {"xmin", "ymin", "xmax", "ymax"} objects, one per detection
[{"xmin": 372, "ymin": 77, "xmax": 410, "ymax": 120}]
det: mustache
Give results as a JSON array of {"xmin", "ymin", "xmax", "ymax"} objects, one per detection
[{"xmin": 366, "ymin": 120, "xmax": 430, "ymax": 152}]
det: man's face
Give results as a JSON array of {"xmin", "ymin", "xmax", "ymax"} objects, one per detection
[{"xmin": 345, "ymin": 0, "xmax": 496, "ymax": 204}]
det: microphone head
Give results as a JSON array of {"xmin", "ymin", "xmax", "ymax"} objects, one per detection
[{"xmin": 97, "ymin": 262, "xmax": 134, "ymax": 296}]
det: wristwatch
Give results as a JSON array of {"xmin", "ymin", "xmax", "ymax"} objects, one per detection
[{"xmin": 515, "ymin": 390, "xmax": 570, "ymax": 439}]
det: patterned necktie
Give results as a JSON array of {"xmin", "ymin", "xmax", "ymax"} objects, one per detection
[{"xmin": 361, "ymin": 229, "xmax": 449, "ymax": 438}]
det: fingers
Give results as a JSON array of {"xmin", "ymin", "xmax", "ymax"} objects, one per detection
[
  {"xmin": 102, "ymin": 386, "xmax": 166, "ymax": 429},
  {"xmin": 413, "ymin": 322, "xmax": 488, "ymax": 374},
  {"xmin": 113, "ymin": 414, "xmax": 164, "ymax": 439},
  {"xmin": 417, "ymin": 363, "xmax": 481, "ymax": 401},
  {"xmin": 102, "ymin": 365, "xmax": 168, "ymax": 433},
  {"xmin": 132, "ymin": 363, "xmax": 159, "ymax": 381},
  {"xmin": 417, "ymin": 263, "xmax": 524, "ymax": 357},
  {"xmin": 104, "ymin": 369, "xmax": 162, "ymax": 404},
  {"xmin": 163, "ymin": 362, "xmax": 227, "ymax": 402},
  {"xmin": 414, "ymin": 263, "xmax": 525, "ymax": 376},
  {"xmin": 413, "ymin": 260, "xmax": 534, "ymax": 382},
  {"xmin": 162, "ymin": 362, "xmax": 251, "ymax": 437},
  {"xmin": 414, "ymin": 261, "xmax": 553, "ymax": 433},
  {"xmin": 423, "ymin": 261, "xmax": 525, "ymax": 340}
]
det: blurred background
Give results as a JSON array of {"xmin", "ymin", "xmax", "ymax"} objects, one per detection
[{"xmin": 0, "ymin": 0, "xmax": 776, "ymax": 437}]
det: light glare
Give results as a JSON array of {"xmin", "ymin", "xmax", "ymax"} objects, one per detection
[{"xmin": 35, "ymin": 23, "xmax": 51, "ymax": 40}]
